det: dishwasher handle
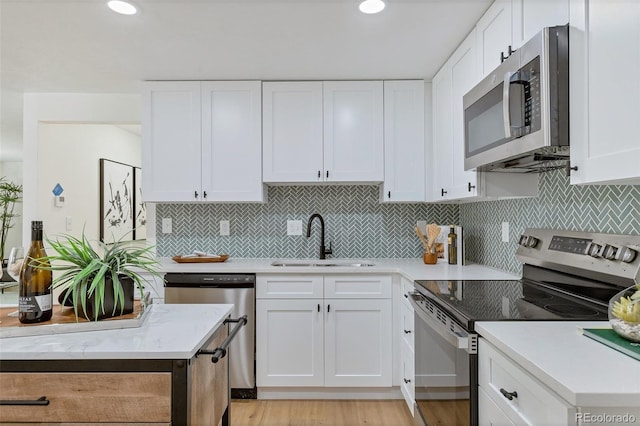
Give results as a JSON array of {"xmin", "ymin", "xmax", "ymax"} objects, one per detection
[{"xmin": 197, "ymin": 315, "xmax": 248, "ymax": 363}]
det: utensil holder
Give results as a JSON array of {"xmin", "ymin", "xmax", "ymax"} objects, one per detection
[{"xmin": 423, "ymin": 252, "xmax": 437, "ymax": 264}]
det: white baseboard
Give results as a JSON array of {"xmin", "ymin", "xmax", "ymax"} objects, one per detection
[{"xmin": 257, "ymin": 386, "xmax": 403, "ymax": 400}]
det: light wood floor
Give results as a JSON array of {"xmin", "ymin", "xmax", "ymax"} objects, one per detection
[{"xmin": 230, "ymin": 399, "xmax": 414, "ymax": 426}]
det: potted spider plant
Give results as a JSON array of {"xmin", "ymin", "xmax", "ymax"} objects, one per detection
[{"xmin": 35, "ymin": 232, "xmax": 160, "ymax": 321}]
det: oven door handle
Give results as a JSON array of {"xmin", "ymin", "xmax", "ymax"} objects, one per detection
[{"xmin": 409, "ymin": 292, "xmax": 469, "ymax": 351}]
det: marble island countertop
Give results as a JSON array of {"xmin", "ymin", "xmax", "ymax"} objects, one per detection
[
  {"xmin": 476, "ymin": 321, "xmax": 640, "ymax": 407},
  {"xmin": 0, "ymin": 304, "xmax": 233, "ymax": 360},
  {"xmin": 158, "ymin": 257, "xmax": 521, "ymax": 282}
]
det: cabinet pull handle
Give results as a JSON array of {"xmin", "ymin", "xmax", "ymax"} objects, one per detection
[
  {"xmin": 194, "ymin": 190, "xmax": 199, "ymax": 199},
  {"xmin": 196, "ymin": 315, "xmax": 248, "ymax": 363},
  {"xmin": 499, "ymin": 388, "xmax": 518, "ymax": 401},
  {"xmin": 318, "ymin": 170, "xmax": 321, "ymax": 179},
  {"xmin": 404, "ymin": 329, "xmax": 412, "ymax": 334},
  {"xmin": 404, "ymin": 293, "xmax": 408, "ymax": 298},
  {"xmin": 468, "ymin": 182, "xmax": 476, "ymax": 192},
  {"xmin": 203, "ymin": 191, "xmax": 207, "ymax": 199},
  {"xmin": 403, "ymin": 378, "xmax": 411, "ymax": 384},
  {"xmin": 317, "ymin": 304, "xmax": 320, "ymax": 312},
  {"xmin": 0, "ymin": 396, "xmax": 49, "ymax": 406},
  {"xmin": 441, "ymin": 188, "xmax": 447, "ymax": 197},
  {"xmin": 501, "ymin": 51, "xmax": 506, "ymax": 63},
  {"xmin": 388, "ymin": 191, "xmax": 391, "ymax": 199},
  {"xmin": 327, "ymin": 304, "xmax": 330, "ymax": 313},
  {"xmin": 565, "ymin": 161, "xmax": 578, "ymax": 177},
  {"xmin": 326, "ymin": 170, "xmax": 329, "ymax": 179}
]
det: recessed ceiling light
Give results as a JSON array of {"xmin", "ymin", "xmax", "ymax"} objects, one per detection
[
  {"xmin": 107, "ymin": 0, "xmax": 138, "ymax": 15},
  {"xmin": 359, "ymin": 0, "xmax": 385, "ymax": 14}
]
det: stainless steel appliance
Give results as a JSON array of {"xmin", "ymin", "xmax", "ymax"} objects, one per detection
[
  {"xmin": 464, "ymin": 25, "xmax": 569, "ymax": 172},
  {"xmin": 411, "ymin": 228, "xmax": 640, "ymax": 426},
  {"xmin": 164, "ymin": 273, "xmax": 256, "ymax": 399}
]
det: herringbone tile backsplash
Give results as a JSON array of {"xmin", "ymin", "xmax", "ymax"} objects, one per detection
[
  {"xmin": 460, "ymin": 169, "xmax": 640, "ymax": 274},
  {"xmin": 156, "ymin": 171, "xmax": 640, "ymax": 273},
  {"xmin": 156, "ymin": 186, "xmax": 458, "ymax": 258}
]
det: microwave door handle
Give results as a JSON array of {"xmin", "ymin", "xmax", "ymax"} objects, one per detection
[{"xmin": 502, "ymin": 72, "xmax": 513, "ymax": 139}]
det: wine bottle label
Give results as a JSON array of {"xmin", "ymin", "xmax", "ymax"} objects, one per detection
[{"xmin": 18, "ymin": 294, "xmax": 52, "ymax": 314}]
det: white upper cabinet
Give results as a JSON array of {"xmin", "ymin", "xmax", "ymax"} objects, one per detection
[
  {"xmin": 430, "ymin": 54, "xmax": 455, "ymax": 201},
  {"xmin": 262, "ymin": 82, "xmax": 324, "ymax": 183},
  {"xmin": 142, "ymin": 81, "xmax": 202, "ymax": 202},
  {"xmin": 142, "ymin": 81, "xmax": 265, "ymax": 202},
  {"xmin": 201, "ymin": 81, "xmax": 264, "ymax": 202},
  {"xmin": 512, "ymin": 0, "xmax": 569, "ymax": 49},
  {"xmin": 569, "ymin": 0, "xmax": 640, "ymax": 185},
  {"xmin": 381, "ymin": 80, "xmax": 426, "ymax": 203},
  {"xmin": 323, "ymin": 81, "xmax": 384, "ymax": 183},
  {"xmin": 476, "ymin": 0, "xmax": 513, "ymax": 77}
]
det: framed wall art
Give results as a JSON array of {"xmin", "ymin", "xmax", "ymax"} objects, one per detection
[
  {"xmin": 133, "ymin": 166, "xmax": 146, "ymax": 240},
  {"xmin": 99, "ymin": 159, "xmax": 134, "ymax": 242}
]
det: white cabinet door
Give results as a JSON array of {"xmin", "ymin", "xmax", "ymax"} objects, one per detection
[
  {"xmin": 324, "ymin": 274, "xmax": 392, "ymax": 299},
  {"xmin": 512, "ymin": 0, "xmax": 569, "ymax": 49},
  {"xmin": 381, "ymin": 80, "xmax": 425, "ymax": 202},
  {"xmin": 570, "ymin": 0, "xmax": 640, "ymax": 185},
  {"xmin": 400, "ymin": 341, "xmax": 415, "ymax": 416},
  {"xmin": 449, "ymin": 30, "xmax": 481, "ymax": 200},
  {"xmin": 201, "ymin": 81, "xmax": 264, "ymax": 202},
  {"xmin": 256, "ymin": 299, "xmax": 324, "ymax": 387},
  {"xmin": 430, "ymin": 67, "xmax": 454, "ymax": 201},
  {"xmin": 324, "ymin": 298, "xmax": 392, "ymax": 387},
  {"xmin": 476, "ymin": 0, "xmax": 513, "ymax": 77},
  {"xmin": 142, "ymin": 81, "xmax": 202, "ymax": 202},
  {"xmin": 323, "ymin": 81, "xmax": 384, "ymax": 182},
  {"xmin": 262, "ymin": 82, "xmax": 324, "ymax": 183}
]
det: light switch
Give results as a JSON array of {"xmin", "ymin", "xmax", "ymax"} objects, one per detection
[
  {"xmin": 162, "ymin": 218, "xmax": 172, "ymax": 234},
  {"xmin": 417, "ymin": 220, "xmax": 427, "ymax": 233},
  {"xmin": 220, "ymin": 220, "xmax": 230, "ymax": 236},
  {"xmin": 501, "ymin": 222, "xmax": 509, "ymax": 243},
  {"xmin": 65, "ymin": 217, "xmax": 72, "ymax": 232},
  {"xmin": 287, "ymin": 220, "xmax": 303, "ymax": 236}
]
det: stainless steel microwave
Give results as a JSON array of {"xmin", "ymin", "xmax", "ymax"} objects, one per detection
[{"xmin": 463, "ymin": 25, "xmax": 569, "ymax": 172}]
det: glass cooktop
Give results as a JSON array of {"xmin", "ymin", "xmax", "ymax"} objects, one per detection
[{"xmin": 413, "ymin": 278, "xmax": 610, "ymax": 331}]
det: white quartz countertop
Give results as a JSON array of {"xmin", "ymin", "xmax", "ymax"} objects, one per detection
[
  {"xmin": 159, "ymin": 257, "xmax": 520, "ymax": 282},
  {"xmin": 0, "ymin": 304, "xmax": 233, "ymax": 361},
  {"xmin": 476, "ymin": 321, "xmax": 640, "ymax": 407}
]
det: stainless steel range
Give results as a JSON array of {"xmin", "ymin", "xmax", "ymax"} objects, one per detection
[{"xmin": 410, "ymin": 228, "xmax": 640, "ymax": 426}]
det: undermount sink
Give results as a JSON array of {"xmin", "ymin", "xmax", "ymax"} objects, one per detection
[{"xmin": 271, "ymin": 259, "xmax": 375, "ymax": 268}]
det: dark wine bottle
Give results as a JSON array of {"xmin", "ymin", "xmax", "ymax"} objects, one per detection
[
  {"xmin": 447, "ymin": 225, "xmax": 458, "ymax": 265},
  {"xmin": 19, "ymin": 221, "xmax": 53, "ymax": 323}
]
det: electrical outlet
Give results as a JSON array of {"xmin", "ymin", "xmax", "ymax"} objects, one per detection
[
  {"xmin": 220, "ymin": 220, "xmax": 230, "ymax": 236},
  {"xmin": 162, "ymin": 218, "xmax": 172, "ymax": 234},
  {"xmin": 287, "ymin": 220, "xmax": 303, "ymax": 236},
  {"xmin": 501, "ymin": 222, "xmax": 509, "ymax": 243},
  {"xmin": 417, "ymin": 220, "xmax": 427, "ymax": 232}
]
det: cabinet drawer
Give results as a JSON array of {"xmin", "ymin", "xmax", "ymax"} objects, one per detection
[
  {"xmin": 478, "ymin": 339, "xmax": 575, "ymax": 425},
  {"xmin": 0, "ymin": 372, "xmax": 171, "ymax": 423},
  {"xmin": 257, "ymin": 275, "xmax": 323, "ymax": 299},
  {"xmin": 324, "ymin": 275, "xmax": 392, "ymax": 299}
]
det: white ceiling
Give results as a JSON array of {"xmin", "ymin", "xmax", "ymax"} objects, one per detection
[{"xmin": 0, "ymin": 0, "xmax": 492, "ymax": 161}]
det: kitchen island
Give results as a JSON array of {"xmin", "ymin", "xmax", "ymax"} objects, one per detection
[{"xmin": 0, "ymin": 304, "xmax": 233, "ymax": 425}]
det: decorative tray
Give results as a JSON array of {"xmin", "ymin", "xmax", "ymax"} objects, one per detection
[
  {"xmin": 172, "ymin": 254, "xmax": 229, "ymax": 263},
  {"xmin": 0, "ymin": 299, "xmax": 151, "ymax": 338}
]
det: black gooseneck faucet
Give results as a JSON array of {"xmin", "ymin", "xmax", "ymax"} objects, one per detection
[{"xmin": 306, "ymin": 213, "xmax": 333, "ymax": 259}]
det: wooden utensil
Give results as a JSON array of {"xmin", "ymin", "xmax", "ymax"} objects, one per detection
[
  {"xmin": 426, "ymin": 223, "xmax": 441, "ymax": 253},
  {"xmin": 414, "ymin": 226, "xmax": 429, "ymax": 251}
]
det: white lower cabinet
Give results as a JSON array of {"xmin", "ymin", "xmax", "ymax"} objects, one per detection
[
  {"xmin": 479, "ymin": 338, "xmax": 576, "ymax": 425},
  {"xmin": 400, "ymin": 277, "xmax": 415, "ymax": 415},
  {"xmin": 478, "ymin": 385, "xmax": 515, "ymax": 426},
  {"xmin": 256, "ymin": 274, "xmax": 392, "ymax": 388}
]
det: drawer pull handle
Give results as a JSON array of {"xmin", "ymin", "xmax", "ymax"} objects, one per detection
[
  {"xmin": 500, "ymin": 388, "xmax": 518, "ymax": 401},
  {"xmin": 404, "ymin": 329, "xmax": 412, "ymax": 334},
  {"xmin": 0, "ymin": 396, "xmax": 49, "ymax": 406},
  {"xmin": 197, "ymin": 316, "xmax": 248, "ymax": 363},
  {"xmin": 403, "ymin": 378, "xmax": 411, "ymax": 384}
]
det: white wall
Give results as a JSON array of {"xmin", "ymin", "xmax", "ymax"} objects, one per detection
[
  {"xmin": 37, "ymin": 124, "xmax": 141, "ymax": 240},
  {"xmin": 22, "ymin": 93, "xmax": 156, "ymax": 247}
]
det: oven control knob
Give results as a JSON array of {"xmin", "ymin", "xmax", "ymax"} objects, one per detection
[
  {"xmin": 601, "ymin": 244, "xmax": 618, "ymax": 260},
  {"xmin": 518, "ymin": 235, "xmax": 529, "ymax": 246},
  {"xmin": 586, "ymin": 242, "xmax": 602, "ymax": 258},
  {"xmin": 615, "ymin": 246, "xmax": 637, "ymax": 263},
  {"xmin": 525, "ymin": 236, "xmax": 539, "ymax": 248}
]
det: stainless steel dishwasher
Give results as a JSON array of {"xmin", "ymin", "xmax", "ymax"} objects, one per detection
[{"xmin": 164, "ymin": 273, "xmax": 256, "ymax": 399}]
